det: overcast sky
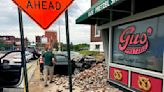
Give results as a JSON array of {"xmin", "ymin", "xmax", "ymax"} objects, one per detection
[{"xmin": 0, "ymin": 0, "xmax": 91, "ymax": 44}]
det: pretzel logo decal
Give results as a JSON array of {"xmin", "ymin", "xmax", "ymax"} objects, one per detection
[
  {"xmin": 113, "ymin": 70, "xmax": 122, "ymax": 81},
  {"xmin": 138, "ymin": 76, "xmax": 151, "ymax": 91}
]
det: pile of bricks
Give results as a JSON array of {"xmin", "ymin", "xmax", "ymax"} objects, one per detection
[
  {"xmin": 72, "ymin": 63, "xmax": 122, "ymax": 92},
  {"xmin": 54, "ymin": 63, "xmax": 122, "ymax": 92}
]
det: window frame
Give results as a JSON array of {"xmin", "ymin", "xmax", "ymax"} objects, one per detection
[{"xmin": 111, "ymin": 15, "xmax": 164, "ymax": 73}]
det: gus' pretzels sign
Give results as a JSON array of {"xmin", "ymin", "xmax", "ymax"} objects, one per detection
[
  {"xmin": 119, "ymin": 25, "xmax": 153, "ymax": 55},
  {"xmin": 12, "ymin": 0, "xmax": 73, "ymax": 29}
]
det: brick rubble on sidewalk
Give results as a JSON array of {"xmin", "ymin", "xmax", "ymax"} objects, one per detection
[{"xmin": 29, "ymin": 62, "xmax": 122, "ymax": 92}]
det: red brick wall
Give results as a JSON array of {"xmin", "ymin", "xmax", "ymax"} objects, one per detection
[
  {"xmin": 91, "ymin": 0, "xmax": 102, "ymax": 42},
  {"xmin": 0, "ymin": 36, "xmax": 15, "ymax": 44},
  {"xmin": 91, "ymin": 25, "xmax": 102, "ymax": 42},
  {"xmin": 36, "ymin": 36, "xmax": 41, "ymax": 43},
  {"xmin": 45, "ymin": 31, "xmax": 57, "ymax": 48},
  {"xmin": 15, "ymin": 38, "xmax": 28, "ymax": 48},
  {"xmin": 91, "ymin": 0, "xmax": 98, "ymax": 5}
]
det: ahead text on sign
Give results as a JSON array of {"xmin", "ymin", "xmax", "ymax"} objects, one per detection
[{"xmin": 26, "ymin": 0, "xmax": 61, "ymax": 10}]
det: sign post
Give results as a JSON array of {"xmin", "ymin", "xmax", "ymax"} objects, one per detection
[
  {"xmin": 12, "ymin": 0, "xmax": 74, "ymax": 91},
  {"xmin": 65, "ymin": 10, "xmax": 72, "ymax": 92},
  {"xmin": 18, "ymin": 8, "xmax": 29, "ymax": 92}
]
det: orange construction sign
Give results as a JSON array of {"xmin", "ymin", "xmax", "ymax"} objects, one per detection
[{"xmin": 12, "ymin": 0, "xmax": 73, "ymax": 30}]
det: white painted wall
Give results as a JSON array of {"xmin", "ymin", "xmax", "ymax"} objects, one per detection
[{"xmin": 89, "ymin": 42, "xmax": 104, "ymax": 52}]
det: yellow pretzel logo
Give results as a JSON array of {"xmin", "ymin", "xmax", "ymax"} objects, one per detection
[
  {"xmin": 138, "ymin": 76, "xmax": 151, "ymax": 91},
  {"xmin": 113, "ymin": 70, "xmax": 122, "ymax": 81}
]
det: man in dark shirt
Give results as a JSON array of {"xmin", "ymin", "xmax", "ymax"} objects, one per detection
[{"xmin": 42, "ymin": 47, "xmax": 56, "ymax": 87}]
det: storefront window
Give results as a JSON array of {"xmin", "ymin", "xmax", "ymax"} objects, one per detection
[{"xmin": 112, "ymin": 15, "xmax": 164, "ymax": 72}]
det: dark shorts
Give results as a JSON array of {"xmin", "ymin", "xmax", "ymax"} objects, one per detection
[{"xmin": 40, "ymin": 63, "xmax": 44, "ymax": 73}]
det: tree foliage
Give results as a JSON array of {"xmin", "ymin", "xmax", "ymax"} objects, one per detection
[
  {"xmin": 59, "ymin": 43, "xmax": 89, "ymax": 51},
  {"xmin": 0, "ymin": 39, "xmax": 13, "ymax": 50},
  {"xmin": 73, "ymin": 43, "xmax": 89, "ymax": 51}
]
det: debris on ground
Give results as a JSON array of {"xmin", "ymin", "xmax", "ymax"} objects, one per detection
[
  {"xmin": 29, "ymin": 62, "xmax": 122, "ymax": 92},
  {"xmin": 52, "ymin": 63, "xmax": 122, "ymax": 92}
]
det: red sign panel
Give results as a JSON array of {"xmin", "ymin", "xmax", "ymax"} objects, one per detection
[
  {"xmin": 12, "ymin": 0, "xmax": 73, "ymax": 30},
  {"xmin": 131, "ymin": 72, "xmax": 163, "ymax": 92},
  {"xmin": 109, "ymin": 67, "xmax": 128, "ymax": 85}
]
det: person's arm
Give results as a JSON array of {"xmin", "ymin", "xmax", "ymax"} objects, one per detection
[
  {"xmin": 42, "ymin": 53, "xmax": 45, "ymax": 63},
  {"xmin": 52, "ymin": 58, "xmax": 56, "ymax": 65},
  {"xmin": 52, "ymin": 54, "xmax": 56, "ymax": 65},
  {"xmin": 40, "ymin": 56, "xmax": 44, "ymax": 63}
]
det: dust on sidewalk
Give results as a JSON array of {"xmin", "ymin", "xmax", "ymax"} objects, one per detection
[
  {"xmin": 28, "ymin": 65, "xmax": 80, "ymax": 92},
  {"xmin": 29, "ymin": 65, "xmax": 44, "ymax": 92}
]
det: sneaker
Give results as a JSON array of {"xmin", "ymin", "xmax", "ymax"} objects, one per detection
[
  {"xmin": 49, "ymin": 81, "xmax": 54, "ymax": 83},
  {"xmin": 44, "ymin": 84, "xmax": 48, "ymax": 87}
]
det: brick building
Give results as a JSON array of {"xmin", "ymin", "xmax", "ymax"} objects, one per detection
[
  {"xmin": 36, "ymin": 36, "xmax": 41, "ymax": 43},
  {"xmin": 76, "ymin": 0, "xmax": 164, "ymax": 91},
  {"xmin": 90, "ymin": 0, "xmax": 104, "ymax": 52},
  {"xmin": 45, "ymin": 31, "xmax": 58, "ymax": 49},
  {"xmin": 0, "ymin": 36, "xmax": 16, "ymax": 50},
  {"xmin": 36, "ymin": 31, "xmax": 58, "ymax": 49},
  {"xmin": 0, "ymin": 36, "xmax": 28, "ymax": 50},
  {"xmin": 0, "ymin": 36, "xmax": 15, "ymax": 45},
  {"xmin": 15, "ymin": 38, "xmax": 28, "ymax": 48}
]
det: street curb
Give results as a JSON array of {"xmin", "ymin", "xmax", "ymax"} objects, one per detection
[
  {"xmin": 29, "ymin": 64, "xmax": 38, "ymax": 80},
  {"xmin": 27, "ymin": 59, "xmax": 39, "ymax": 70},
  {"xmin": 28, "ymin": 60, "xmax": 39, "ymax": 81}
]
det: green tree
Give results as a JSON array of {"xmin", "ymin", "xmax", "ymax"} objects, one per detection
[{"xmin": 73, "ymin": 43, "xmax": 89, "ymax": 51}]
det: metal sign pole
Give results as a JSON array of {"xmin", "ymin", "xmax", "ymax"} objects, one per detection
[
  {"xmin": 18, "ymin": 8, "xmax": 29, "ymax": 92},
  {"xmin": 58, "ymin": 20, "xmax": 61, "ymax": 52},
  {"xmin": 65, "ymin": 10, "xmax": 72, "ymax": 92}
]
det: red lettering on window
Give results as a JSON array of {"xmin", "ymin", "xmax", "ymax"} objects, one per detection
[{"xmin": 118, "ymin": 25, "xmax": 153, "ymax": 54}]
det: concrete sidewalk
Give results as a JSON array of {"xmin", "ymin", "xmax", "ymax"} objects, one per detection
[{"xmin": 29, "ymin": 65, "xmax": 44, "ymax": 92}]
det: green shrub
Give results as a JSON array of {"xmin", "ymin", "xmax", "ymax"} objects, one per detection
[{"xmin": 79, "ymin": 50, "xmax": 99, "ymax": 56}]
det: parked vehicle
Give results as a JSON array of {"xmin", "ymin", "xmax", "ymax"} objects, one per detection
[
  {"xmin": 54, "ymin": 53, "xmax": 75, "ymax": 75},
  {"xmin": 0, "ymin": 51, "xmax": 22, "ymax": 88},
  {"xmin": 2, "ymin": 51, "xmax": 33, "ymax": 63},
  {"xmin": 62, "ymin": 51, "xmax": 82, "ymax": 60},
  {"xmin": 1, "ymin": 51, "xmax": 20, "ymax": 65},
  {"xmin": 74, "ymin": 55, "xmax": 96, "ymax": 71},
  {"xmin": 26, "ymin": 47, "xmax": 40, "ymax": 59},
  {"xmin": 25, "ymin": 51, "xmax": 33, "ymax": 62}
]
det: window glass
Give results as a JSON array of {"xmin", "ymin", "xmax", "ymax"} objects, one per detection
[
  {"xmin": 95, "ymin": 45, "xmax": 100, "ymax": 50},
  {"xmin": 112, "ymin": 16, "xmax": 163, "ymax": 72},
  {"xmin": 95, "ymin": 29, "xmax": 100, "ymax": 37},
  {"xmin": 56, "ymin": 55, "xmax": 68, "ymax": 62},
  {"xmin": 95, "ymin": 26, "xmax": 101, "ymax": 37}
]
